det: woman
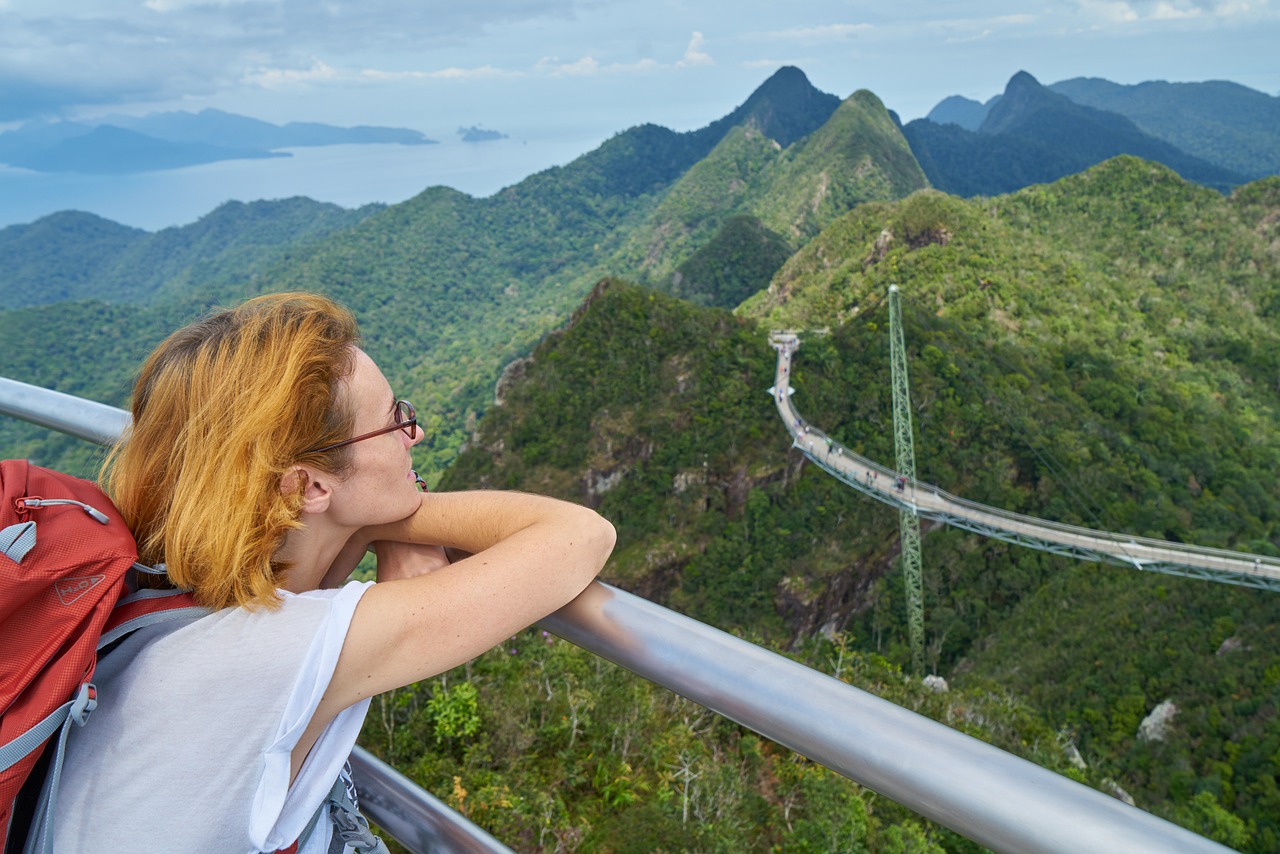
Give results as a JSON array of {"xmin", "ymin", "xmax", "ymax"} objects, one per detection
[{"xmin": 49, "ymin": 293, "xmax": 615, "ymax": 852}]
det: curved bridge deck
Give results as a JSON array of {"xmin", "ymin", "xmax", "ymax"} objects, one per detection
[{"xmin": 769, "ymin": 332, "xmax": 1280, "ymax": 593}]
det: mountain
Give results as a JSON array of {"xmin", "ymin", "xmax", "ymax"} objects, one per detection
[
  {"xmin": 0, "ymin": 198, "xmax": 380, "ymax": 309},
  {"xmin": 925, "ymin": 94, "xmax": 999, "ymax": 130},
  {"xmin": 3, "ymin": 124, "xmax": 287, "ymax": 174},
  {"xmin": 0, "ymin": 212, "xmax": 145, "ymax": 307},
  {"xmin": 105, "ymin": 108, "xmax": 434, "ymax": 148},
  {"xmin": 690, "ymin": 64, "xmax": 841, "ymax": 149},
  {"xmin": 0, "ymin": 108, "xmax": 434, "ymax": 174},
  {"xmin": 1048, "ymin": 77, "xmax": 1280, "ymax": 179},
  {"xmin": 0, "ymin": 68, "xmax": 851, "ymax": 477},
  {"xmin": 903, "ymin": 71, "xmax": 1246, "ymax": 196},
  {"xmin": 451, "ymin": 161, "xmax": 1279, "ymax": 848},
  {"xmin": 609, "ymin": 87, "xmax": 927, "ymax": 307}
]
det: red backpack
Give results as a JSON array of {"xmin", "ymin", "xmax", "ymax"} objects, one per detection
[{"xmin": 0, "ymin": 460, "xmax": 201, "ymax": 851}]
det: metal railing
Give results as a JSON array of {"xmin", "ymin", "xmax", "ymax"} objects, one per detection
[
  {"xmin": 768, "ymin": 333, "xmax": 1280, "ymax": 592},
  {"xmin": 1, "ymin": 376, "xmax": 1233, "ymax": 853}
]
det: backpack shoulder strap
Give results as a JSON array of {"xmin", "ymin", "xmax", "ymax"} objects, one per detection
[
  {"xmin": 19, "ymin": 588, "xmax": 208, "ymax": 854},
  {"xmin": 275, "ymin": 762, "xmax": 388, "ymax": 854},
  {"xmin": 99, "ymin": 587, "xmax": 205, "ymax": 651}
]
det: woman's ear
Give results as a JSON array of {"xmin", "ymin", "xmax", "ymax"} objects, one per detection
[{"xmin": 280, "ymin": 465, "xmax": 334, "ymax": 515}]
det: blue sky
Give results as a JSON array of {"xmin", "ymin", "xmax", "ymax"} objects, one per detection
[{"xmin": 3, "ymin": 0, "xmax": 1277, "ymax": 139}]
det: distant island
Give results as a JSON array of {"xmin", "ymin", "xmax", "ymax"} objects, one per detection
[
  {"xmin": 0, "ymin": 108, "xmax": 437, "ymax": 175},
  {"xmin": 457, "ymin": 125, "xmax": 508, "ymax": 143}
]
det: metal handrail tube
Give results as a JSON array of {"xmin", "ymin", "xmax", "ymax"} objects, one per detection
[
  {"xmin": 349, "ymin": 747, "xmax": 513, "ymax": 853},
  {"xmin": 1, "ymin": 376, "xmax": 1233, "ymax": 853},
  {"xmin": 543, "ymin": 583, "xmax": 1229, "ymax": 853},
  {"xmin": 0, "ymin": 377, "xmax": 130, "ymax": 447}
]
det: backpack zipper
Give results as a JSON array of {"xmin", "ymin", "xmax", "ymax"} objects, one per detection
[{"xmin": 15, "ymin": 497, "xmax": 110, "ymax": 525}]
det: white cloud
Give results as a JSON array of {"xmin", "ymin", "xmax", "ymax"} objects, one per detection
[
  {"xmin": 1069, "ymin": 0, "xmax": 1275, "ymax": 24},
  {"xmin": 534, "ymin": 54, "xmax": 661, "ymax": 76},
  {"xmin": 360, "ymin": 65, "xmax": 511, "ymax": 81},
  {"xmin": 1150, "ymin": 1, "xmax": 1204, "ymax": 18},
  {"xmin": 538, "ymin": 55, "xmax": 600, "ymax": 75},
  {"xmin": 244, "ymin": 58, "xmax": 339, "ymax": 88},
  {"xmin": 766, "ymin": 23, "xmax": 873, "ymax": 41},
  {"xmin": 143, "ymin": 0, "xmax": 268, "ymax": 11},
  {"xmin": 676, "ymin": 30, "xmax": 712, "ymax": 67}
]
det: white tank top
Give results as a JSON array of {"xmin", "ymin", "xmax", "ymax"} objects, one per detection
[{"xmin": 51, "ymin": 581, "xmax": 374, "ymax": 853}]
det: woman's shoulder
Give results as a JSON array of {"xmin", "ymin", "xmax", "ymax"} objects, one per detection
[{"xmin": 148, "ymin": 580, "xmax": 374, "ymax": 672}]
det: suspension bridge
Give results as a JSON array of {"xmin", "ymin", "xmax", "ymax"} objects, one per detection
[{"xmin": 768, "ymin": 330, "xmax": 1280, "ymax": 594}]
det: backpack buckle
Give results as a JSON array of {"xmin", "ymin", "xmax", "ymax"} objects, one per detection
[{"xmin": 69, "ymin": 682, "xmax": 98, "ymax": 725}]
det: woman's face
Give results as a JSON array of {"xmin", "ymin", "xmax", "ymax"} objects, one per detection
[{"xmin": 329, "ymin": 348, "xmax": 424, "ymax": 527}]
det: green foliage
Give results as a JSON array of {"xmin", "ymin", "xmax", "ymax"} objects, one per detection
[
  {"xmin": 669, "ymin": 215, "xmax": 793, "ymax": 308},
  {"xmin": 426, "ymin": 681, "xmax": 481, "ymax": 744},
  {"xmin": 738, "ymin": 158, "xmax": 1280, "ymax": 848},
  {"xmin": 614, "ymin": 89, "xmax": 927, "ymax": 307},
  {"xmin": 360, "ymin": 626, "xmax": 1078, "ymax": 852},
  {"xmin": 0, "ymin": 198, "xmax": 378, "ymax": 308}
]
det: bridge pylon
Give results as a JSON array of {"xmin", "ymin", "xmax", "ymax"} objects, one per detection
[{"xmin": 888, "ymin": 285, "xmax": 926, "ymax": 675}]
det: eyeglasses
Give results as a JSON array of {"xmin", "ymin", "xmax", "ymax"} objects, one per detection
[{"xmin": 307, "ymin": 399, "xmax": 418, "ymax": 454}]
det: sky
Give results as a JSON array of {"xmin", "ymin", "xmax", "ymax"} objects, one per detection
[{"xmin": 3, "ymin": 0, "xmax": 1278, "ymax": 141}]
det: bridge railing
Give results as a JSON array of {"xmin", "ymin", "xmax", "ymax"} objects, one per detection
[
  {"xmin": 770, "ymin": 342, "xmax": 1280, "ymax": 587},
  {"xmin": 1, "ymin": 376, "xmax": 1233, "ymax": 854}
]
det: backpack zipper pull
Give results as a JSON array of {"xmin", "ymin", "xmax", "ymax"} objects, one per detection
[{"xmin": 17, "ymin": 497, "xmax": 110, "ymax": 525}]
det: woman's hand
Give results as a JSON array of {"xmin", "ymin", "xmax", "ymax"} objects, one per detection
[{"xmin": 372, "ymin": 539, "xmax": 450, "ymax": 583}]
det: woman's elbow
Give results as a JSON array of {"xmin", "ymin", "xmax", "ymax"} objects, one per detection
[{"xmin": 577, "ymin": 508, "xmax": 616, "ymax": 579}]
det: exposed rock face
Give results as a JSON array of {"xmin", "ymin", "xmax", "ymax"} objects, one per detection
[
  {"xmin": 1103, "ymin": 778, "xmax": 1136, "ymax": 807},
  {"xmin": 494, "ymin": 356, "xmax": 533, "ymax": 407},
  {"xmin": 1216, "ymin": 636, "xmax": 1244, "ymax": 656},
  {"xmin": 923, "ymin": 675, "xmax": 949, "ymax": 693},
  {"xmin": 1137, "ymin": 699, "xmax": 1178, "ymax": 743},
  {"xmin": 587, "ymin": 469, "xmax": 625, "ymax": 498},
  {"xmin": 1064, "ymin": 742, "xmax": 1087, "ymax": 770}
]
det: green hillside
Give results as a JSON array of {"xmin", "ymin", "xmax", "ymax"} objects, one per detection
[
  {"xmin": 0, "ymin": 198, "xmax": 379, "ymax": 308},
  {"xmin": 421, "ymin": 279, "xmax": 1101, "ymax": 850},
  {"xmin": 434, "ymin": 159, "xmax": 1278, "ymax": 848},
  {"xmin": 614, "ymin": 88, "xmax": 928, "ymax": 307}
]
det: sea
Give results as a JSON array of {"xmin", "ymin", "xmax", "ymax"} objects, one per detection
[{"xmin": 0, "ymin": 129, "xmax": 610, "ymax": 232}]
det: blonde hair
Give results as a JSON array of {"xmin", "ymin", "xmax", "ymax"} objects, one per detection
[{"xmin": 104, "ymin": 292, "xmax": 361, "ymax": 610}]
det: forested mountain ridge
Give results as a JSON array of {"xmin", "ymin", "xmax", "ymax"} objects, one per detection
[
  {"xmin": 922, "ymin": 72, "xmax": 1280, "ymax": 185},
  {"xmin": 3, "ymin": 67, "xmax": 911, "ymax": 479},
  {"xmin": 608, "ymin": 88, "xmax": 928, "ymax": 307},
  {"xmin": 0, "ymin": 67, "xmax": 848, "ymax": 477},
  {"xmin": 0, "ymin": 198, "xmax": 381, "ymax": 308},
  {"xmin": 906, "ymin": 71, "xmax": 1248, "ymax": 197},
  {"xmin": 1047, "ymin": 77, "xmax": 1280, "ymax": 179},
  {"xmin": 426, "ymin": 159, "xmax": 1279, "ymax": 849}
]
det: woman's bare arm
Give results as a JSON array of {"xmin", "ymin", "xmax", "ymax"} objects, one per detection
[{"xmin": 314, "ymin": 490, "xmax": 614, "ymax": 722}]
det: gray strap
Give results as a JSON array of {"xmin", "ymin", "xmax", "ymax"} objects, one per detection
[
  {"xmin": 0, "ymin": 693, "xmax": 79, "ymax": 774},
  {"xmin": 20, "ymin": 684, "xmax": 97, "ymax": 854},
  {"xmin": 0, "ymin": 520, "xmax": 36, "ymax": 563},
  {"xmin": 96, "ymin": 605, "xmax": 208, "ymax": 651},
  {"xmin": 265, "ymin": 763, "xmax": 388, "ymax": 854},
  {"xmin": 326, "ymin": 763, "xmax": 388, "ymax": 854}
]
